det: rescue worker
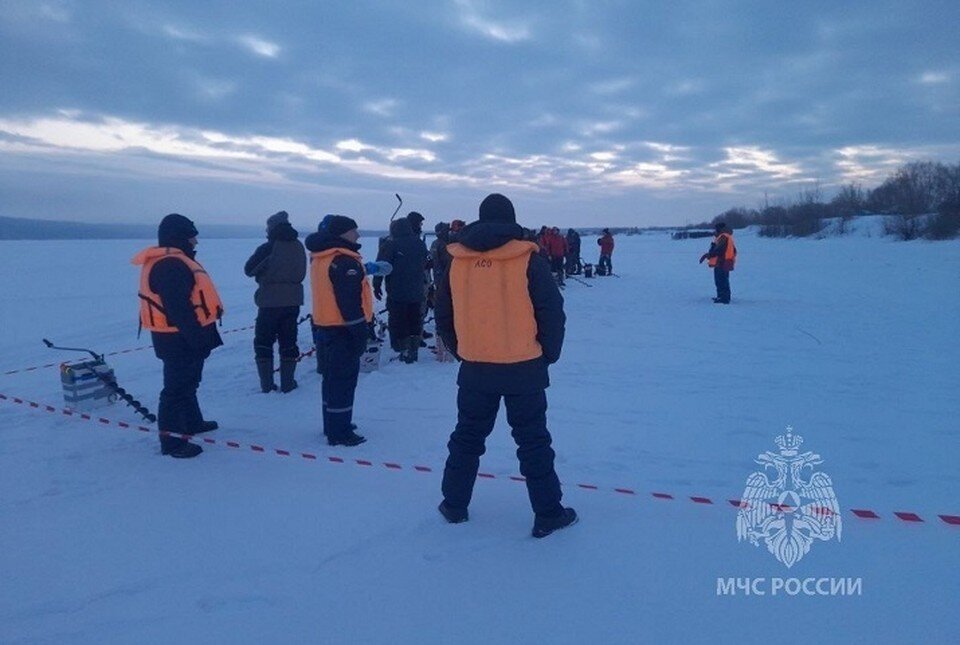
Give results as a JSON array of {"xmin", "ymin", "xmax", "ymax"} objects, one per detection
[
  {"xmin": 699, "ymin": 222, "xmax": 737, "ymax": 304},
  {"xmin": 305, "ymin": 215, "xmax": 371, "ymax": 447},
  {"xmin": 435, "ymin": 193, "xmax": 577, "ymax": 539},
  {"xmin": 132, "ymin": 214, "xmax": 223, "ymax": 459},
  {"xmin": 597, "ymin": 228, "xmax": 614, "ymax": 275},
  {"xmin": 372, "ymin": 217, "xmax": 428, "ymax": 363},
  {"xmin": 244, "ymin": 210, "xmax": 306, "ymax": 393}
]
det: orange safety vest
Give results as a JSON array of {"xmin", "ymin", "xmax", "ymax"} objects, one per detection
[
  {"xmin": 447, "ymin": 240, "xmax": 543, "ymax": 364},
  {"xmin": 132, "ymin": 247, "xmax": 224, "ymax": 332},
  {"xmin": 310, "ymin": 248, "xmax": 374, "ymax": 326},
  {"xmin": 708, "ymin": 232, "xmax": 737, "ymax": 269}
]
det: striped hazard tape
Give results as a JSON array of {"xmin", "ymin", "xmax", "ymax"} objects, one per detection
[{"xmin": 1, "ymin": 391, "xmax": 959, "ymax": 529}]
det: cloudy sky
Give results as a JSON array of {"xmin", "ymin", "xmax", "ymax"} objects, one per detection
[{"xmin": 1, "ymin": 0, "xmax": 958, "ymax": 228}]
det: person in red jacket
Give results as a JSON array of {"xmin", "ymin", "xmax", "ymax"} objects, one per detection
[
  {"xmin": 543, "ymin": 227, "xmax": 568, "ymax": 286},
  {"xmin": 597, "ymin": 229, "xmax": 614, "ymax": 275}
]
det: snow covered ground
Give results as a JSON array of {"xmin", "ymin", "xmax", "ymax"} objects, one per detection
[{"xmin": 1, "ymin": 230, "xmax": 958, "ymax": 644}]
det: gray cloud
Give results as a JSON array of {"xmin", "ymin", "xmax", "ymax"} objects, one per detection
[{"xmin": 0, "ymin": 0, "xmax": 958, "ymax": 227}]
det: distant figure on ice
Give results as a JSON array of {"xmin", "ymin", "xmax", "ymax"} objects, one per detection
[
  {"xmin": 597, "ymin": 228, "xmax": 614, "ymax": 275},
  {"xmin": 435, "ymin": 193, "xmax": 577, "ymax": 538},
  {"xmin": 132, "ymin": 214, "xmax": 224, "ymax": 459},
  {"xmin": 373, "ymin": 216, "xmax": 428, "ymax": 363},
  {"xmin": 699, "ymin": 222, "xmax": 737, "ymax": 304},
  {"xmin": 305, "ymin": 216, "xmax": 372, "ymax": 447},
  {"xmin": 244, "ymin": 211, "xmax": 306, "ymax": 394},
  {"xmin": 565, "ymin": 228, "xmax": 582, "ymax": 275},
  {"xmin": 542, "ymin": 226, "xmax": 568, "ymax": 286}
]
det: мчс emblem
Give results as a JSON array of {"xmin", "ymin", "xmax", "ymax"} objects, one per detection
[{"xmin": 736, "ymin": 428, "xmax": 842, "ymax": 568}]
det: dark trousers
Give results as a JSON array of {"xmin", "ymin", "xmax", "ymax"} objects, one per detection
[
  {"xmin": 442, "ymin": 388, "xmax": 563, "ymax": 517},
  {"xmin": 598, "ymin": 254, "xmax": 612, "ymax": 275},
  {"xmin": 714, "ymin": 267, "xmax": 731, "ymax": 302},
  {"xmin": 550, "ymin": 257, "xmax": 565, "ymax": 284},
  {"xmin": 312, "ymin": 325, "xmax": 326, "ymax": 374},
  {"xmin": 158, "ymin": 353, "xmax": 205, "ymax": 441},
  {"xmin": 254, "ymin": 306, "xmax": 300, "ymax": 359},
  {"xmin": 320, "ymin": 328, "xmax": 360, "ymax": 440},
  {"xmin": 387, "ymin": 301, "xmax": 423, "ymax": 351}
]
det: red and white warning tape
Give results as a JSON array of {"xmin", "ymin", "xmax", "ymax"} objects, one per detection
[
  {"xmin": 1, "ymin": 325, "xmax": 256, "ymax": 376},
  {"xmin": 2, "ymin": 392, "xmax": 958, "ymax": 529}
]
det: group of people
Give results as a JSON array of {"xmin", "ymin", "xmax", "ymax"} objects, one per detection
[
  {"xmin": 533, "ymin": 227, "xmax": 616, "ymax": 285},
  {"xmin": 133, "ymin": 195, "xmax": 578, "ymax": 538},
  {"xmin": 131, "ymin": 200, "xmax": 738, "ymax": 537}
]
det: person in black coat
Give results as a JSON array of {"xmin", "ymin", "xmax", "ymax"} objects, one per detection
[
  {"xmin": 434, "ymin": 194, "xmax": 577, "ymax": 538},
  {"xmin": 244, "ymin": 211, "xmax": 307, "ymax": 393},
  {"xmin": 304, "ymin": 216, "xmax": 370, "ymax": 447},
  {"xmin": 372, "ymin": 217, "xmax": 428, "ymax": 363},
  {"xmin": 142, "ymin": 214, "xmax": 223, "ymax": 458}
]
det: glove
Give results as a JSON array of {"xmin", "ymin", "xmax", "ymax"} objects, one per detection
[
  {"xmin": 699, "ymin": 254, "xmax": 708, "ymax": 264},
  {"xmin": 365, "ymin": 261, "xmax": 393, "ymax": 277},
  {"xmin": 374, "ymin": 285, "xmax": 383, "ymax": 300}
]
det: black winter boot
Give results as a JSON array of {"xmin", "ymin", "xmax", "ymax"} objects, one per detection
[
  {"xmin": 279, "ymin": 358, "xmax": 298, "ymax": 393},
  {"xmin": 256, "ymin": 357, "xmax": 277, "ymax": 393},
  {"xmin": 160, "ymin": 437, "xmax": 203, "ymax": 459},
  {"xmin": 438, "ymin": 501, "xmax": 469, "ymax": 524},
  {"xmin": 532, "ymin": 507, "xmax": 578, "ymax": 538}
]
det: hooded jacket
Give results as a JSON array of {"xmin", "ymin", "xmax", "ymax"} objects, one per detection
[
  {"xmin": 435, "ymin": 221, "xmax": 565, "ymax": 395},
  {"xmin": 244, "ymin": 221, "xmax": 307, "ymax": 308},
  {"xmin": 373, "ymin": 218, "xmax": 428, "ymax": 304}
]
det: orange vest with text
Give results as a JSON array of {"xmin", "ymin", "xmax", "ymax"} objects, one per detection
[
  {"xmin": 310, "ymin": 248, "xmax": 374, "ymax": 326},
  {"xmin": 132, "ymin": 247, "xmax": 224, "ymax": 333},
  {"xmin": 447, "ymin": 240, "xmax": 543, "ymax": 364},
  {"xmin": 708, "ymin": 232, "xmax": 737, "ymax": 270}
]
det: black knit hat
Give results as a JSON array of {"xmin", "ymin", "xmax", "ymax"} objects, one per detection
[
  {"xmin": 406, "ymin": 211, "xmax": 424, "ymax": 224},
  {"xmin": 158, "ymin": 213, "xmax": 198, "ymax": 245},
  {"xmin": 478, "ymin": 193, "xmax": 515, "ymax": 223},
  {"xmin": 325, "ymin": 214, "xmax": 358, "ymax": 237}
]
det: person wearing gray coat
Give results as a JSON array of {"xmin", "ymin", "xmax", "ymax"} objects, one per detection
[{"xmin": 244, "ymin": 211, "xmax": 307, "ymax": 392}]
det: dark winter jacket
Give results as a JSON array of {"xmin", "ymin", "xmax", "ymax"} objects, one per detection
[
  {"xmin": 304, "ymin": 231, "xmax": 368, "ymax": 353},
  {"xmin": 435, "ymin": 221, "xmax": 565, "ymax": 395},
  {"xmin": 430, "ymin": 225, "xmax": 453, "ymax": 283},
  {"xmin": 566, "ymin": 230, "xmax": 581, "ymax": 257},
  {"xmin": 373, "ymin": 218, "xmax": 428, "ymax": 304},
  {"xmin": 244, "ymin": 222, "xmax": 307, "ymax": 308},
  {"xmin": 149, "ymin": 237, "xmax": 223, "ymax": 360}
]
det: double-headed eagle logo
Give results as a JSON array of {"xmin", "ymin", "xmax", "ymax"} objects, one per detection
[{"xmin": 736, "ymin": 428, "xmax": 842, "ymax": 568}]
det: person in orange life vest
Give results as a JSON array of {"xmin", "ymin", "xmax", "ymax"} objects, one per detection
[
  {"xmin": 699, "ymin": 222, "xmax": 737, "ymax": 304},
  {"xmin": 597, "ymin": 228, "xmax": 614, "ymax": 275},
  {"xmin": 434, "ymin": 193, "xmax": 577, "ymax": 538},
  {"xmin": 304, "ymin": 215, "xmax": 372, "ymax": 447},
  {"xmin": 132, "ymin": 214, "xmax": 224, "ymax": 459}
]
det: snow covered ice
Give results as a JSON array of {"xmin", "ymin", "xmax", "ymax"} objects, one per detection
[{"xmin": 1, "ymin": 230, "xmax": 958, "ymax": 644}]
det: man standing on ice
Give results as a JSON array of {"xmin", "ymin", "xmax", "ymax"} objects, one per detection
[
  {"xmin": 597, "ymin": 228, "xmax": 615, "ymax": 275},
  {"xmin": 244, "ymin": 210, "xmax": 307, "ymax": 393},
  {"xmin": 435, "ymin": 193, "xmax": 577, "ymax": 538},
  {"xmin": 305, "ymin": 216, "xmax": 372, "ymax": 447},
  {"xmin": 699, "ymin": 222, "xmax": 737, "ymax": 304},
  {"xmin": 132, "ymin": 214, "xmax": 224, "ymax": 459}
]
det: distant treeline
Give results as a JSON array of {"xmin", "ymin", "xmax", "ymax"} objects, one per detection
[{"xmin": 695, "ymin": 161, "xmax": 960, "ymax": 240}]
